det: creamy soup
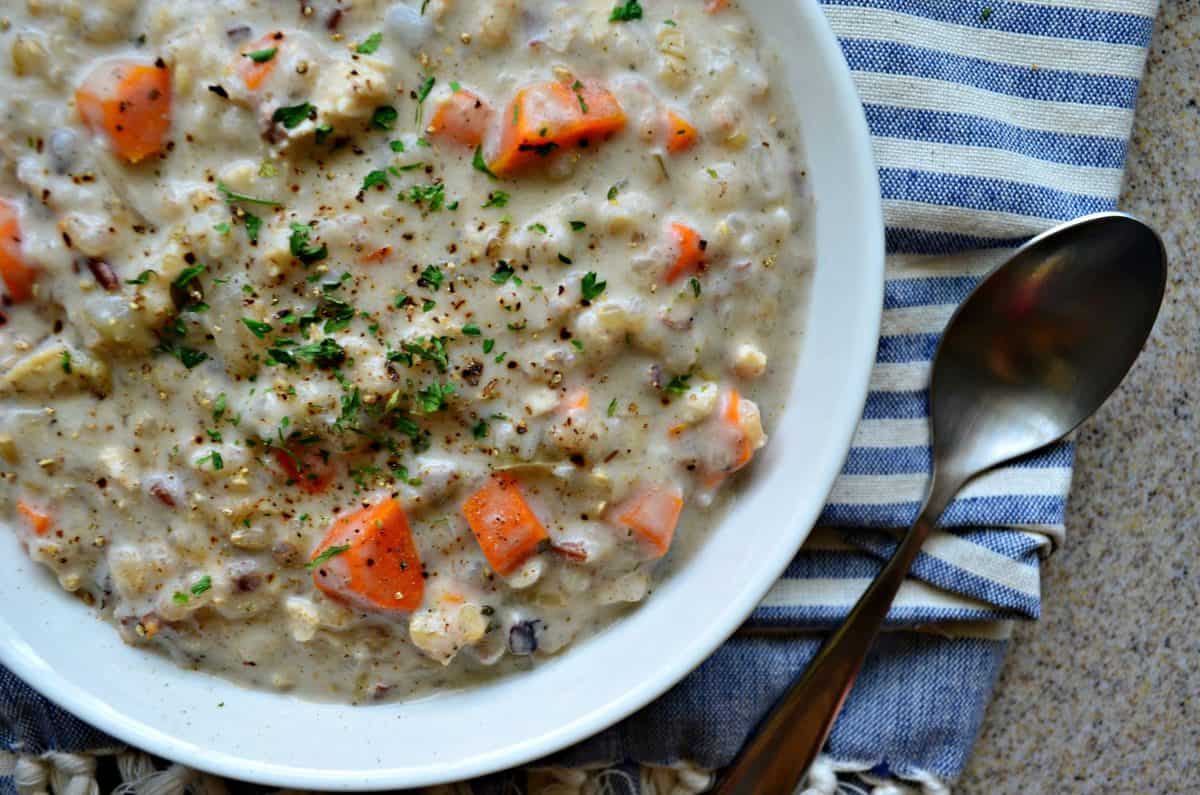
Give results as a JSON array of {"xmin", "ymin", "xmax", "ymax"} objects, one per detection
[{"xmin": 0, "ymin": 0, "xmax": 811, "ymax": 702}]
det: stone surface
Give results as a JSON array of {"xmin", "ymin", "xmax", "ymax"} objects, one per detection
[{"xmin": 958, "ymin": 3, "xmax": 1200, "ymax": 793}]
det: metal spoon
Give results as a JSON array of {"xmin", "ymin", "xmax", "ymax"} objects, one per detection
[{"xmin": 714, "ymin": 212, "xmax": 1167, "ymax": 795}]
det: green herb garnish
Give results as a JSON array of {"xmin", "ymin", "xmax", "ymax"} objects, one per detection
[
  {"xmin": 581, "ymin": 271, "xmax": 607, "ymax": 301},
  {"xmin": 356, "ymin": 32, "xmax": 383, "ymax": 54},
  {"xmin": 306, "ymin": 544, "xmax": 350, "ymax": 571},
  {"xmin": 273, "ymin": 101, "xmax": 314, "ymax": 129},
  {"xmin": 610, "ymin": 1, "xmax": 644, "ymax": 22}
]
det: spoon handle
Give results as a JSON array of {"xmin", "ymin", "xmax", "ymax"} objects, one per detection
[{"xmin": 712, "ymin": 471, "xmax": 960, "ymax": 795}]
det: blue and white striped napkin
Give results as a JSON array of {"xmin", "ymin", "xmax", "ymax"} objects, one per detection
[{"xmin": 0, "ymin": 2, "xmax": 1157, "ymax": 794}]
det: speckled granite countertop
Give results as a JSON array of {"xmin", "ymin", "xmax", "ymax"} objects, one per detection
[{"xmin": 958, "ymin": 3, "xmax": 1200, "ymax": 792}]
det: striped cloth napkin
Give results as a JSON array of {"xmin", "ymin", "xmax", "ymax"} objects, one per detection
[{"xmin": 0, "ymin": 2, "xmax": 1157, "ymax": 794}]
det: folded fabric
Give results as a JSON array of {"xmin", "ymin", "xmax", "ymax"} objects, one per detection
[{"xmin": 0, "ymin": 2, "xmax": 1157, "ymax": 794}]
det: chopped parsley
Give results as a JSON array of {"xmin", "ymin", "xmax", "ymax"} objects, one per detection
[
  {"xmin": 417, "ymin": 74, "xmax": 436, "ymax": 118},
  {"xmin": 607, "ymin": 398, "xmax": 618, "ymax": 417},
  {"xmin": 405, "ymin": 182, "xmax": 446, "ymax": 211},
  {"xmin": 273, "ymin": 101, "xmax": 314, "ymax": 129},
  {"xmin": 306, "ymin": 544, "xmax": 350, "ymax": 571},
  {"xmin": 421, "ymin": 298, "xmax": 436, "ymax": 312},
  {"xmin": 315, "ymin": 124, "xmax": 334, "ymax": 144},
  {"xmin": 242, "ymin": 318, "xmax": 273, "ymax": 338},
  {"xmin": 664, "ymin": 18, "xmax": 677, "ymax": 27},
  {"xmin": 371, "ymin": 105, "xmax": 399, "ymax": 130},
  {"xmin": 191, "ymin": 575, "xmax": 213, "ymax": 595},
  {"xmin": 173, "ymin": 265, "xmax": 205, "ymax": 290},
  {"xmin": 416, "ymin": 382, "xmax": 455, "ymax": 413},
  {"xmin": 289, "ymin": 223, "xmax": 328, "ymax": 264},
  {"xmin": 213, "ymin": 392, "xmax": 227, "ymax": 422},
  {"xmin": 163, "ymin": 344, "xmax": 209, "ymax": 369},
  {"xmin": 472, "ymin": 146, "xmax": 497, "ymax": 178},
  {"xmin": 689, "ymin": 277, "xmax": 702, "ymax": 297},
  {"xmin": 606, "ymin": 183, "xmax": 620, "ymax": 201},
  {"xmin": 244, "ymin": 213, "xmax": 263, "ymax": 243},
  {"xmin": 472, "ymin": 419, "xmax": 489, "ymax": 439},
  {"xmin": 195, "ymin": 450, "xmax": 224, "ymax": 471},
  {"xmin": 581, "ymin": 271, "xmax": 607, "ymax": 301},
  {"xmin": 610, "ymin": 0, "xmax": 643, "ymax": 22},
  {"xmin": 664, "ymin": 372, "xmax": 692, "ymax": 395},
  {"xmin": 172, "ymin": 592, "xmax": 189, "ymax": 605},
  {"xmin": 572, "ymin": 80, "xmax": 589, "ymax": 114},
  {"xmin": 60, "ymin": 350, "xmax": 71, "ymax": 374},
  {"xmin": 126, "ymin": 269, "xmax": 156, "ymax": 285},
  {"xmin": 271, "ymin": 338, "xmax": 346, "ymax": 369},
  {"xmin": 213, "ymin": 221, "xmax": 231, "ymax": 235},
  {"xmin": 356, "ymin": 31, "xmax": 383, "ymax": 54},
  {"xmin": 462, "ymin": 323, "xmax": 481, "ymax": 336},
  {"xmin": 390, "ymin": 139, "xmax": 406, "ymax": 152},
  {"xmin": 570, "ymin": 338, "xmax": 584, "ymax": 351},
  {"xmin": 491, "ymin": 262, "xmax": 516, "ymax": 285},
  {"xmin": 528, "ymin": 222, "xmax": 547, "ymax": 234},
  {"xmin": 419, "ymin": 264, "xmax": 444, "ymax": 291},
  {"xmin": 482, "ymin": 339, "xmax": 495, "ymax": 354},
  {"xmin": 558, "ymin": 253, "xmax": 573, "ymax": 265},
  {"xmin": 216, "ymin": 181, "xmax": 281, "ymax": 207},
  {"xmin": 482, "ymin": 191, "xmax": 509, "ymax": 208},
  {"xmin": 245, "ymin": 47, "xmax": 277, "ymax": 63},
  {"xmin": 362, "ymin": 169, "xmax": 390, "ymax": 190},
  {"xmin": 570, "ymin": 220, "xmax": 587, "ymax": 231}
]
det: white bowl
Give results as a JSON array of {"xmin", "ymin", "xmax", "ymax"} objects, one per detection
[{"xmin": 0, "ymin": 1, "xmax": 883, "ymax": 788}]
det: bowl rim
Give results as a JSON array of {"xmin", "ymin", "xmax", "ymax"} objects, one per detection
[{"xmin": 0, "ymin": 1, "xmax": 883, "ymax": 788}]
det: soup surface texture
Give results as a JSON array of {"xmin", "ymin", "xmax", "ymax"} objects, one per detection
[{"xmin": 0, "ymin": 0, "xmax": 810, "ymax": 701}]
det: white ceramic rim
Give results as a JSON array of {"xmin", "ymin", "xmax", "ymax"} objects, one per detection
[{"xmin": 0, "ymin": 1, "xmax": 883, "ymax": 789}]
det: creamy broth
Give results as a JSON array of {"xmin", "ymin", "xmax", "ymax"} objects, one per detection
[{"xmin": 0, "ymin": 0, "xmax": 811, "ymax": 702}]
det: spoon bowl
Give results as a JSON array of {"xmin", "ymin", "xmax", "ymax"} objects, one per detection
[
  {"xmin": 933, "ymin": 213, "xmax": 1167, "ymax": 483},
  {"xmin": 715, "ymin": 211, "xmax": 1167, "ymax": 795}
]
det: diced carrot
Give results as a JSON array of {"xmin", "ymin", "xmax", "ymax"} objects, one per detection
[
  {"xmin": 0, "ymin": 199, "xmax": 36, "ymax": 303},
  {"xmin": 359, "ymin": 245, "xmax": 393, "ymax": 265},
  {"xmin": 75, "ymin": 58, "xmax": 172, "ymax": 164},
  {"xmin": 461, "ymin": 473, "xmax": 549, "ymax": 575},
  {"xmin": 310, "ymin": 497, "xmax": 425, "ymax": 612},
  {"xmin": 701, "ymin": 388, "xmax": 760, "ymax": 488},
  {"xmin": 561, "ymin": 388, "xmax": 589, "ymax": 413},
  {"xmin": 274, "ymin": 444, "xmax": 335, "ymax": 494},
  {"xmin": 664, "ymin": 222, "xmax": 706, "ymax": 283},
  {"xmin": 722, "ymin": 388, "xmax": 755, "ymax": 470},
  {"xmin": 428, "ymin": 88, "xmax": 492, "ymax": 148},
  {"xmin": 609, "ymin": 483, "xmax": 684, "ymax": 558},
  {"xmin": 16, "ymin": 501, "xmax": 53, "ymax": 536},
  {"xmin": 237, "ymin": 33, "xmax": 284, "ymax": 92},
  {"xmin": 665, "ymin": 110, "xmax": 698, "ymax": 153},
  {"xmin": 485, "ymin": 79, "xmax": 626, "ymax": 176},
  {"xmin": 705, "ymin": 0, "xmax": 730, "ymax": 13}
]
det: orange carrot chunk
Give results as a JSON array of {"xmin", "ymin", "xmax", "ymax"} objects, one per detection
[
  {"xmin": 310, "ymin": 497, "xmax": 425, "ymax": 612},
  {"xmin": 610, "ymin": 483, "xmax": 685, "ymax": 558},
  {"xmin": 701, "ymin": 388, "xmax": 760, "ymax": 489},
  {"xmin": 705, "ymin": 0, "xmax": 731, "ymax": 13},
  {"xmin": 16, "ymin": 501, "xmax": 53, "ymax": 536},
  {"xmin": 429, "ymin": 88, "xmax": 492, "ymax": 148},
  {"xmin": 75, "ymin": 58, "xmax": 172, "ymax": 164},
  {"xmin": 561, "ymin": 388, "xmax": 589, "ymax": 413},
  {"xmin": 485, "ymin": 79, "xmax": 626, "ymax": 176},
  {"xmin": 720, "ymin": 388, "xmax": 755, "ymax": 471},
  {"xmin": 462, "ymin": 473, "xmax": 549, "ymax": 575},
  {"xmin": 0, "ymin": 199, "xmax": 36, "ymax": 303},
  {"xmin": 274, "ymin": 444, "xmax": 335, "ymax": 494},
  {"xmin": 665, "ymin": 222, "xmax": 706, "ymax": 283},
  {"xmin": 237, "ymin": 33, "xmax": 284, "ymax": 91},
  {"xmin": 665, "ymin": 110, "xmax": 698, "ymax": 153},
  {"xmin": 358, "ymin": 245, "xmax": 393, "ymax": 265}
]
